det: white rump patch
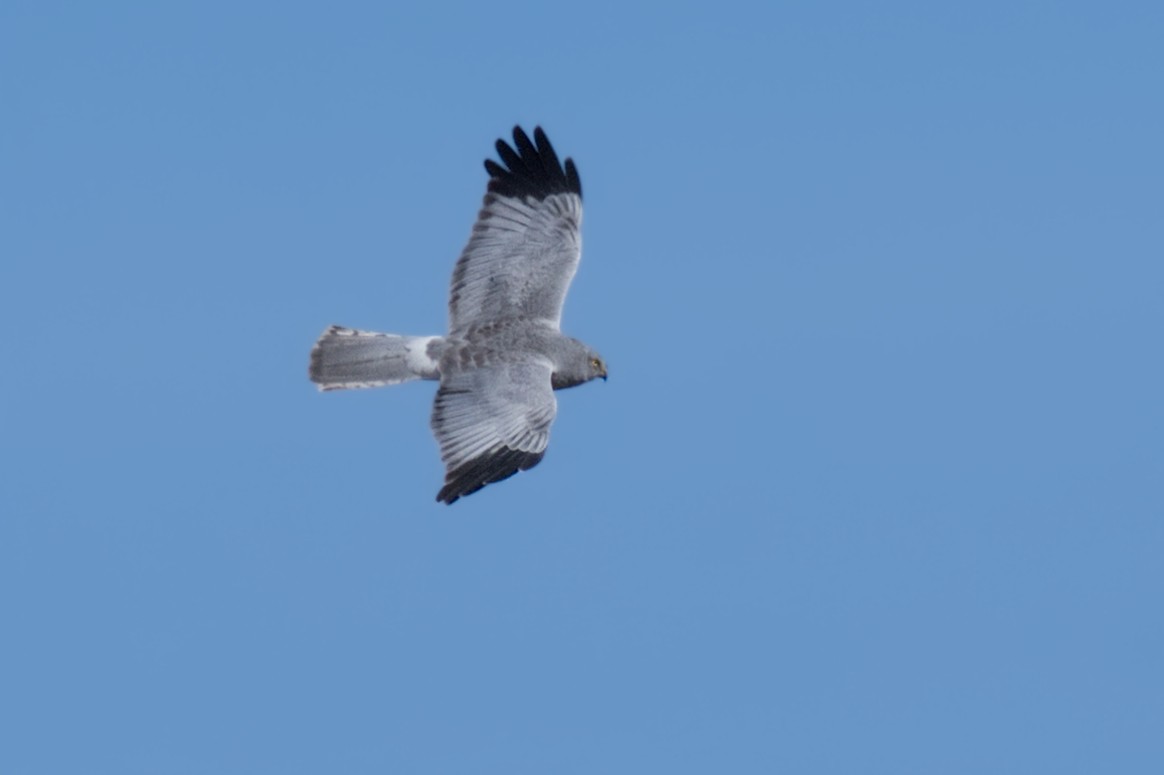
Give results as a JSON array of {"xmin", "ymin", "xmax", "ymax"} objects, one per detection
[{"xmin": 406, "ymin": 336, "xmax": 441, "ymax": 377}]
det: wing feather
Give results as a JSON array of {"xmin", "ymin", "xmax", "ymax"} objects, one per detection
[
  {"xmin": 448, "ymin": 126, "xmax": 583, "ymax": 333},
  {"xmin": 430, "ymin": 358, "xmax": 557, "ymax": 504}
]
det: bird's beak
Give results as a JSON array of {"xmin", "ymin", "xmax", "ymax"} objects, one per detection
[{"xmin": 601, "ymin": 368, "xmax": 608, "ymax": 382}]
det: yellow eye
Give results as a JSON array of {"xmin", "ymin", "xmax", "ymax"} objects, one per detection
[{"xmin": 591, "ymin": 358, "xmax": 602, "ymax": 370}]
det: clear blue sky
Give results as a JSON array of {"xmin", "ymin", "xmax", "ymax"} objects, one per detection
[{"xmin": 2, "ymin": 1, "xmax": 1161, "ymax": 773}]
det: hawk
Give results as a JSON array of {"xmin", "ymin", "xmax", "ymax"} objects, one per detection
[{"xmin": 309, "ymin": 126, "xmax": 606, "ymax": 504}]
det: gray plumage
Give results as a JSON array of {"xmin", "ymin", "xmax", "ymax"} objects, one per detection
[{"xmin": 309, "ymin": 126, "xmax": 606, "ymax": 504}]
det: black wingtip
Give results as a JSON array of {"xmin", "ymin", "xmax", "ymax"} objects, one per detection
[
  {"xmin": 484, "ymin": 125, "xmax": 582, "ymax": 202},
  {"xmin": 435, "ymin": 447, "xmax": 546, "ymax": 505}
]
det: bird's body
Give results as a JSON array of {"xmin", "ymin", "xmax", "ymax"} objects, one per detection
[{"xmin": 309, "ymin": 127, "xmax": 605, "ymax": 504}]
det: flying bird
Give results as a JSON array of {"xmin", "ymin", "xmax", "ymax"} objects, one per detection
[{"xmin": 309, "ymin": 126, "xmax": 606, "ymax": 504}]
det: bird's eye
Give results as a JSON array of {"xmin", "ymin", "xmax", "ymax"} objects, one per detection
[{"xmin": 591, "ymin": 358, "xmax": 601, "ymax": 370}]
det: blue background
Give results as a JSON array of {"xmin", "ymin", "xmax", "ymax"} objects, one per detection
[{"xmin": 3, "ymin": 2, "xmax": 1161, "ymax": 772}]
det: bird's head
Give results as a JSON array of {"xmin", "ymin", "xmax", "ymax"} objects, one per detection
[
  {"xmin": 551, "ymin": 340, "xmax": 608, "ymax": 389},
  {"xmin": 588, "ymin": 353, "xmax": 608, "ymax": 382}
]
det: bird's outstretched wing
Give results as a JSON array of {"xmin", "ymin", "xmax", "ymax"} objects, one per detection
[
  {"xmin": 430, "ymin": 357, "xmax": 557, "ymax": 504},
  {"xmin": 447, "ymin": 126, "xmax": 583, "ymax": 334}
]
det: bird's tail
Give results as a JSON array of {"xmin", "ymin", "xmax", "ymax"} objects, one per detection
[{"xmin": 309, "ymin": 326, "xmax": 443, "ymax": 391}]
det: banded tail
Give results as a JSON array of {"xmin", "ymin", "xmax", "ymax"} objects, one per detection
[{"xmin": 309, "ymin": 326, "xmax": 444, "ymax": 391}]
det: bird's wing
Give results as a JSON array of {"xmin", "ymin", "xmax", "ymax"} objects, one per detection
[
  {"xmin": 448, "ymin": 126, "xmax": 583, "ymax": 334},
  {"xmin": 430, "ymin": 356, "xmax": 557, "ymax": 504}
]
